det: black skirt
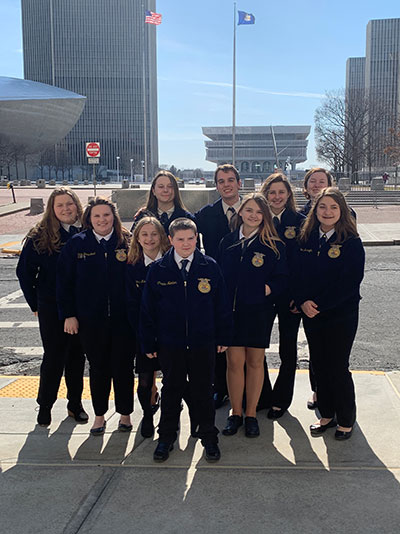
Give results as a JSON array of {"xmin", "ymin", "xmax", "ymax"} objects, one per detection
[
  {"xmin": 135, "ymin": 351, "xmax": 161, "ymax": 374},
  {"xmin": 231, "ymin": 302, "xmax": 276, "ymax": 348}
]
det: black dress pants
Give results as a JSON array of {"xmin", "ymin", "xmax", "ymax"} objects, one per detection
[
  {"xmin": 157, "ymin": 345, "xmax": 218, "ymax": 445},
  {"xmin": 271, "ymin": 299, "xmax": 302, "ymax": 410},
  {"xmin": 303, "ymin": 306, "xmax": 359, "ymax": 428},
  {"xmin": 79, "ymin": 319, "xmax": 134, "ymax": 416},
  {"xmin": 37, "ymin": 306, "xmax": 85, "ymax": 408}
]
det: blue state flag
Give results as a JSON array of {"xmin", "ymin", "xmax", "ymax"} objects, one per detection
[{"xmin": 238, "ymin": 11, "xmax": 255, "ymax": 25}]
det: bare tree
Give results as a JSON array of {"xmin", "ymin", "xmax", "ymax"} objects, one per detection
[{"xmin": 315, "ymin": 89, "xmax": 393, "ymax": 182}]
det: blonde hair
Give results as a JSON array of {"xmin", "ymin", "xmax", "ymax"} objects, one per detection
[
  {"xmin": 235, "ymin": 193, "xmax": 281, "ymax": 256},
  {"xmin": 127, "ymin": 216, "xmax": 170, "ymax": 264},
  {"xmin": 24, "ymin": 187, "xmax": 83, "ymax": 254}
]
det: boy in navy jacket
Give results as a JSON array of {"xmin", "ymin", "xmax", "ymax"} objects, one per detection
[{"xmin": 140, "ymin": 218, "xmax": 232, "ymax": 462}]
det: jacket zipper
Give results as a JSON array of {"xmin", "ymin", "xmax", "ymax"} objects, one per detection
[{"xmin": 184, "ymin": 279, "xmax": 189, "ymax": 349}]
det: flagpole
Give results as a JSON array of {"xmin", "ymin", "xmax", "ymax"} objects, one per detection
[
  {"xmin": 142, "ymin": 0, "xmax": 149, "ymax": 182},
  {"xmin": 232, "ymin": 2, "xmax": 236, "ymax": 167}
]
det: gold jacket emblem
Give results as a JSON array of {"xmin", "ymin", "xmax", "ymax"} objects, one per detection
[
  {"xmin": 328, "ymin": 245, "xmax": 341, "ymax": 258},
  {"xmin": 198, "ymin": 278, "xmax": 211, "ymax": 293},
  {"xmin": 284, "ymin": 226, "xmax": 296, "ymax": 239},
  {"xmin": 252, "ymin": 252, "xmax": 264, "ymax": 267},
  {"xmin": 115, "ymin": 249, "xmax": 127, "ymax": 262}
]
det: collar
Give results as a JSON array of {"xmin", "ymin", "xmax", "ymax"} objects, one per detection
[
  {"xmin": 174, "ymin": 250, "xmax": 194, "ymax": 270},
  {"xmin": 319, "ymin": 227, "xmax": 335, "ymax": 240},
  {"xmin": 61, "ymin": 221, "xmax": 81, "ymax": 232},
  {"xmin": 239, "ymin": 225, "xmax": 259, "ymax": 240},
  {"xmin": 93, "ymin": 229, "xmax": 114, "ymax": 243},
  {"xmin": 144, "ymin": 250, "xmax": 162, "ymax": 267},
  {"xmin": 158, "ymin": 206, "xmax": 175, "ymax": 217},
  {"xmin": 222, "ymin": 198, "xmax": 241, "ymax": 216},
  {"xmin": 269, "ymin": 208, "xmax": 285, "ymax": 222}
]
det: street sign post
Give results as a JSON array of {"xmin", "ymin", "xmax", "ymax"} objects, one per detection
[{"xmin": 86, "ymin": 142, "xmax": 100, "ymax": 195}]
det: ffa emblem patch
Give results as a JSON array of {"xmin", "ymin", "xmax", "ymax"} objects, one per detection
[
  {"xmin": 115, "ymin": 249, "xmax": 127, "ymax": 262},
  {"xmin": 328, "ymin": 245, "xmax": 341, "ymax": 258},
  {"xmin": 252, "ymin": 252, "xmax": 265, "ymax": 267},
  {"xmin": 284, "ymin": 226, "xmax": 296, "ymax": 239},
  {"xmin": 198, "ymin": 278, "xmax": 211, "ymax": 293}
]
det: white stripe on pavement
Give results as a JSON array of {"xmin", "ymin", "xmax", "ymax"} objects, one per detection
[
  {"xmin": 0, "ymin": 322, "xmax": 38, "ymax": 328},
  {"xmin": 0, "ymin": 289, "xmax": 23, "ymax": 305},
  {"xmin": 3, "ymin": 347, "xmax": 43, "ymax": 356}
]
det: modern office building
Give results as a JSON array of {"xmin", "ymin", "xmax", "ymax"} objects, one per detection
[
  {"xmin": 202, "ymin": 126, "xmax": 310, "ymax": 176},
  {"xmin": 21, "ymin": 0, "xmax": 159, "ymax": 174},
  {"xmin": 345, "ymin": 18, "xmax": 400, "ymax": 168},
  {"xmin": 346, "ymin": 57, "xmax": 365, "ymax": 95},
  {"xmin": 0, "ymin": 76, "xmax": 85, "ymax": 153}
]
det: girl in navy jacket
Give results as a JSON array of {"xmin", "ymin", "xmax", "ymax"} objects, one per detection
[
  {"xmin": 295, "ymin": 187, "xmax": 365, "ymax": 441},
  {"xmin": 57, "ymin": 197, "xmax": 134, "ymax": 435},
  {"xmin": 17, "ymin": 187, "xmax": 87, "ymax": 427},
  {"xmin": 131, "ymin": 170, "xmax": 195, "ymax": 235},
  {"xmin": 219, "ymin": 193, "xmax": 288, "ymax": 438},
  {"xmin": 126, "ymin": 216, "xmax": 170, "ymax": 437},
  {"xmin": 260, "ymin": 173, "xmax": 305, "ymax": 419}
]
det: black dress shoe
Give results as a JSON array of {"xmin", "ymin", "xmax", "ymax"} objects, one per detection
[
  {"xmin": 90, "ymin": 421, "xmax": 106, "ymax": 436},
  {"xmin": 141, "ymin": 415, "xmax": 154, "ymax": 438},
  {"xmin": 214, "ymin": 392, "xmax": 229, "ymax": 409},
  {"xmin": 118, "ymin": 421, "xmax": 133, "ymax": 433},
  {"xmin": 222, "ymin": 415, "xmax": 243, "ymax": 436},
  {"xmin": 307, "ymin": 400, "xmax": 318, "ymax": 410},
  {"xmin": 153, "ymin": 442, "xmax": 174, "ymax": 462},
  {"xmin": 245, "ymin": 416, "xmax": 260, "ymax": 438},
  {"xmin": 37, "ymin": 406, "xmax": 51, "ymax": 426},
  {"xmin": 67, "ymin": 403, "xmax": 89, "ymax": 423},
  {"xmin": 267, "ymin": 407, "xmax": 286, "ymax": 420},
  {"xmin": 335, "ymin": 427, "xmax": 353, "ymax": 441},
  {"xmin": 204, "ymin": 442, "xmax": 221, "ymax": 462},
  {"xmin": 310, "ymin": 419, "xmax": 337, "ymax": 436}
]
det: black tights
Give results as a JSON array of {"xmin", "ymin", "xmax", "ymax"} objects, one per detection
[{"xmin": 137, "ymin": 371, "xmax": 153, "ymax": 418}]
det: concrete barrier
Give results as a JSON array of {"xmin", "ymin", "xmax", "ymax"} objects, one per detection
[
  {"xmin": 36, "ymin": 179, "xmax": 46, "ymax": 188},
  {"xmin": 338, "ymin": 177, "xmax": 351, "ymax": 191},
  {"xmin": 122, "ymin": 179, "xmax": 129, "ymax": 189},
  {"xmin": 244, "ymin": 178, "xmax": 255, "ymax": 189},
  {"xmin": 30, "ymin": 197, "xmax": 44, "ymax": 215},
  {"xmin": 205, "ymin": 180, "xmax": 214, "ymax": 188},
  {"xmin": 49, "ymin": 179, "xmax": 56, "ymax": 186},
  {"xmin": 112, "ymin": 188, "xmax": 220, "ymax": 219},
  {"xmin": 371, "ymin": 177, "xmax": 384, "ymax": 191}
]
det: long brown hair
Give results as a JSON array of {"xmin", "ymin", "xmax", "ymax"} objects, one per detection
[
  {"xmin": 82, "ymin": 197, "xmax": 130, "ymax": 248},
  {"xmin": 303, "ymin": 167, "xmax": 333, "ymax": 199},
  {"xmin": 145, "ymin": 171, "xmax": 186, "ymax": 212},
  {"xmin": 260, "ymin": 172, "xmax": 297, "ymax": 212},
  {"xmin": 235, "ymin": 193, "xmax": 281, "ymax": 255},
  {"xmin": 24, "ymin": 187, "xmax": 83, "ymax": 254},
  {"xmin": 127, "ymin": 216, "xmax": 170, "ymax": 264},
  {"xmin": 299, "ymin": 187, "xmax": 358, "ymax": 244}
]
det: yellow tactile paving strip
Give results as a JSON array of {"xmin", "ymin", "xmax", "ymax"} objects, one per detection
[
  {"xmin": 0, "ymin": 376, "xmax": 140, "ymax": 399},
  {"xmin": 0, "ymin": 371, "xmax": 384, "ymax": 399}
]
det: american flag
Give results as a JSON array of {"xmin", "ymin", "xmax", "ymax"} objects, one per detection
[{"xmin": 145, "ymin": 10, "xmax": 162, "ymax": 25}]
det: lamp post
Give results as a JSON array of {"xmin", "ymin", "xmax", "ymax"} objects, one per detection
[
  {"xmin": 141, "ymin": 160, "xmax": 144, "ymax": 182},
  {"xmin": 130, "ymin": 158, "xmax": 134, "ymax": 182},
  {"xmin": 116, "ymin": 156, "xmax": 120, "ymax": 182}
]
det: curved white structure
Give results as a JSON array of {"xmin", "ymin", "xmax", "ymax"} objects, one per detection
[{"xmin": 0, "ymin": 76, "xmax": 86, "ymax": 153}]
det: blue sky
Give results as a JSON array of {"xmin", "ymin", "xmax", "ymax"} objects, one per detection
[{"xmin": 1, "ymin": 0, "xmax": 400, "ymax": 170}]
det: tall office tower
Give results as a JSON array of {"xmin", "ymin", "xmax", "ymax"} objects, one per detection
[
  {"xmin": 21, "ymin": 0, "xmax": 159, "ymax": 174},
  {"xmin": 365, "ymin": 18, "xmax": 400, "ymax": 166},
  {"xmin": 346, "ymin": 57, "xmax": 365, "ymax": 96}
]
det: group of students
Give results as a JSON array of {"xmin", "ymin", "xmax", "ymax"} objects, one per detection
[{"xmin": 16, "ymin": 164, "xmax": 365, "ymax": 463}]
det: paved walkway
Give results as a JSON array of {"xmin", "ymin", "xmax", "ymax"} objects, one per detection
[{"xmin": 0, "ymin": 371, "xmax": 399, "ymax": 533}]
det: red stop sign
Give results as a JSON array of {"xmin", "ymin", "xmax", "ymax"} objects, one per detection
[{"xmin": 86, "ymin": 142, "xmax": 100, "ymax": 158}]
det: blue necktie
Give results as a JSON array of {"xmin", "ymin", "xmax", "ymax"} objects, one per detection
[
  {"xmin": 160, "ymin": 212, "xmax": 169, "ymax": 227},
  {"xmin": 100, "ymin": 238, "xmax": 108, "ymax": 252},
  {"xmin": 180, "ymin": 259, "xmax": 189, "ymax": 281},
  {"xmin": 69, "ymin": 226, "xmax": 79, "ymax": 236}
]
